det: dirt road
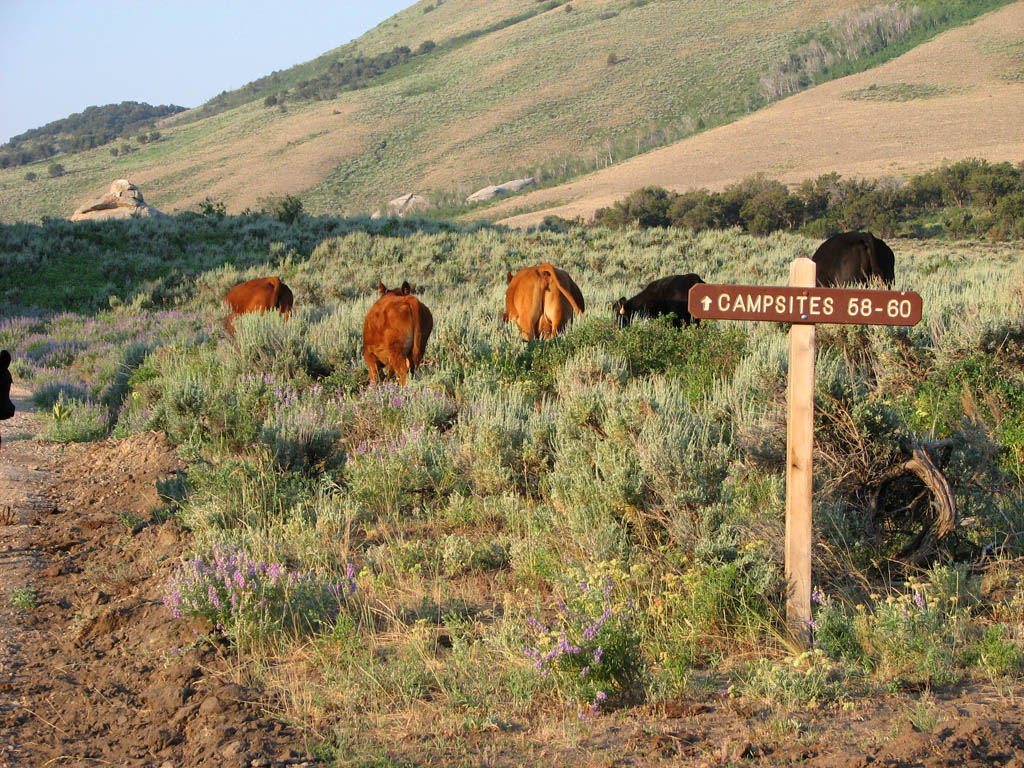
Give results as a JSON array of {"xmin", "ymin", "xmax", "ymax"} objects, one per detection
[{"xmin": 0, "ymin": 389, "xmax": 320, "ymax": 768}]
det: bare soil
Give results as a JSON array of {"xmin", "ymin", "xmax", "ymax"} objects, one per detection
[
  {"xmin": 0, "ymin": 388, "xmax": 322, "ymax": 768},
  {"xmin": 2, "ymin": 387, "xmax": 1024, "ymax": 767}
]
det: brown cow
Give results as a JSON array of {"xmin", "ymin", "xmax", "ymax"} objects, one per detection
[
  {"xmin": 362, "ymin": 281, "xmax": 433, "ymax": 385},
  {"xmin": 504, "ymin": 263, "xmax": 585, "ymax": 340},
  {"xmin": 223, "ymin": 276, "xmax": 294, "ymax": 334}
]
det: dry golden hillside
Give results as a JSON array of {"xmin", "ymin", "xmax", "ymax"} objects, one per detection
[
  {"xmin": 0, "ymin": 1, "xmax": 1017, "ymax": 224},
  {"xmin": 489, "ymin": 2, "xmax": 1024, "ymax": 228}
]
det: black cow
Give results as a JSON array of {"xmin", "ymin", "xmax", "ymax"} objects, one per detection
[
  {"xmin": 1, "ymin": 350, "xmax": 15, "ymax": 452},
  {"xmin": 1, "ymin": 350, "xmax": 14, "ymax": 420},
  {"xmin": 811, "ymin": 231, "xmax": 895, "ymax": 288},
  {"xmin": 613, "ymin": 274, "xmax": 705, "ymax": 328}
]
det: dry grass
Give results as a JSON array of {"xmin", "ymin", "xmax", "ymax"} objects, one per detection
[
  {"xmin": 489, "ymin": 2, "xmax": 1024, "ymax": 227},
  {"xmin": 1, "ymin": 1, "xmax": 1017, "ymax": 224},
  {"xmin": 127, "ymin": 100, "xmax": 375, "ymax": 213}
]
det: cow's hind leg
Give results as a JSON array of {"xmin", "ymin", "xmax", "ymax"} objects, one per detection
[
  {"xmin": 364, "ymin": 351, "xmax": 382, "ymax": 384},
  {"xmin": 387, "ymin": 348, "xmax": 411, "ymax": 386}
]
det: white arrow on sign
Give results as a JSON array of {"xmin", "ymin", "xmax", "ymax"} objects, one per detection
[{"xmin": 701, "ymin": 296, "xmax": 712, "ymax": 311}]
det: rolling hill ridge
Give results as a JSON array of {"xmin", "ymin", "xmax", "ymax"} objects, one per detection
[{"xmin": 0, "ymin": 0, "xmax": 1016, "ymax": 224}]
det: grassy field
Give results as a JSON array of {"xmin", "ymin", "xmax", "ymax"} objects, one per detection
[
  {"xmin": 1, "ymin": 0, "xmax": 1013, "ymax": 224},
  {"xmin": 1, "ymin": 214, "xmax": 1023, "ymax": 762}
]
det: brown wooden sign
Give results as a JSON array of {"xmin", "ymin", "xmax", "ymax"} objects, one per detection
[
  {"xmin": 685, "ymin": 263, "xmax": 924, "ymax": 648},
  {"xmin": 688, "ymin": 284, "xmax": 922, "ymax": 326}
]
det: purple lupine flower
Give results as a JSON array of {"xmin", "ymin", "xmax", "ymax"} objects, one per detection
[
  {"xmin": 811, "ymin": 587, "xmax": 825, "ymax": 605},
  {"xmin": 592, "ymin": 647, "xmax": 603, "ymax": 664},
  {"xmin": 233, "ymin": 570, "xmax": 245, "ymax": 589},
  {"xmin": 580, "ymin": 666, "xmax": 590, "ymax": 677},
  {"xmin": 208, "ymin": 585, "xmax": 221, "ymax": 610},
  {"xmin": 527, "ymin": 616, "xmax": 549, "ymax": 634},
  {"xmin": 582, "ymin": 608, "xmax": 613, "ymax": 641},
  {"xmin": 807, "ymin": 617, "xmax": 819, "ymax": 631},
  {"xmin": 558, "ymin": 635, "xmax": 581, "ymax": 655},
  {"xmin": 914, "ymin": 592, "xmax": 926, "ymax": 610}
]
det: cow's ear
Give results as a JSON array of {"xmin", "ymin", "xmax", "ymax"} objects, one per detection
[
  {"xmin": 378, "ymin": 281, "xmax": 387, "ymax": 296},
  {"xmin": 506, "ymin": 270, "xmax": 513, "ymax": 284},
  {"xmin": 0, "ymin": 350, "xmax": 9, "ymax": 370},
  {"xmin": 401, "ymin": 281, "xmax": 412, "ymax": 295}
]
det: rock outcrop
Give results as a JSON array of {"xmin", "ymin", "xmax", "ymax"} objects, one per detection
[
  {"xmin": 71, "ymin": 179, "xmax": 165, "ymax": 221},
  {"xmin": 372, "ymin": 193, "xmax": 430, "ymax": 218},
  {"xmin": 466, "ymin": 177, "xmax": 535, "ymax": 204}
]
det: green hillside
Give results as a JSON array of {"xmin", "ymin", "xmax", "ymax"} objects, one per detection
[{"xmin": 0, "ymin": 0, "xmax": 1011, "ymax": 223}]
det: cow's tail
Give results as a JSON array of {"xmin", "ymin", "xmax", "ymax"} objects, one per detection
[
  {"xmin": 409, "ymin": 299, "xmax": 432, "ymax": 376},
  {"xmin": 267, "ymin": 277, "xmax": 282, "ymax": 314},
  {"xmin": 277, "ymin": 280, "xmax": 294, "ymax": 320},
  {"xmin": 539, "ymin": 264, "xmax": 584, "ymax": 315},
  {"xmin": 411, "ymin": 318, "xmax": 423, "ymax": 378}
]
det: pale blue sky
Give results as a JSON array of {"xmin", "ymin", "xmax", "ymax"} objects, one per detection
[{"xmin": 0, "ymin": 0, "xmax": 411, "ymax": 144}]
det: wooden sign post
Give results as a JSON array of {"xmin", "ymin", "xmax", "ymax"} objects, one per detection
[
  {"xmin": 785, "ymin": 258, "xmax": 816, "ymax": 647},
  {"xmin": 689, "ymin": 263, "xmax": 922, "ymax": 647}
]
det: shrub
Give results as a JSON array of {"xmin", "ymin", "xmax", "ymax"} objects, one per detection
[
  {"xmin": 594, "ymin": 186, "xmax": 673, "ymax": 228},
  {"xmin": 738, "ymin": 652, "xmax": 848, "ymax": 708},
  {"xmin": 523, "ymin": 566, "xmax": 644, "ymax": 715},
  {"xmin": 976, "ymin": 624, "xmax": 1024, "ymax": 680},
  {"xmin": 42, "ymin": 393, "xmax": 108, "ymax": 442},
  {"xmin": 853, "ymin": 567, "xmax": 979, "ymax": 688},
  {"xmin": 224, "ymin": 311, "xmax": 322, "ymax": 381},
  {"xmin": 260, "ymin": 382, "xmax": 343, "ymax": 472},
  {"xmin": 261, "ymin": 194, "xmax": 304, "ymax": 225},
  {"xmin": 47, "ymin": 163, "xmax": 65, "ymax": 178},
  {"xmin": 668, "ymin": 189, "xmax": 725, "ymax": 231},
  {"xmin": 163, "ymin": 541, "xmax": 357, "ymax": 650},
  {"xmin": 8, "ymin": 586, "xmax": 38, "ymax": 610},
  {"xmin": 197, "ymin": 196, "xmax": 227, "ymax": 220},
  {"xmin": 738, "ymin": 179, "xmax": 802, "ymax": 234},
  {"xmin": 31, "ymin": 374, "xmax": 90, "ymax": 409},
  {"xmin": 811, "ymin": 589, "xmax": 867, "ymax": 666}
]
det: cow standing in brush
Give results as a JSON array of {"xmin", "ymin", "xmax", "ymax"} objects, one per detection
[
  {"xmin": 811, "ymin": 231, "xmax": 895, "ymax": 288},
  {"xmin": 223, "ymin": 276, "xmax": 294, "ymax": 334},
  {"xmin": 1, "ymin": 350, "xmax": 15, "ymax": 453},
  {"xmin": 362, "ymin": 281, "xmax": 433, "ymax": 385},
  {"xmin": 613, "ymin": 273, "xmax": 705, "ymax": 328},
  {"xmin": 504, "ymin": 263, "xmax": 585, "ymax": 340}
]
